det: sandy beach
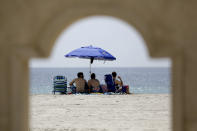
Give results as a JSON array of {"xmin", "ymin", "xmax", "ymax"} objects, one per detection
[{"xmin": 30, "ymin": 94, "xmax": 171, "ymax": 131}]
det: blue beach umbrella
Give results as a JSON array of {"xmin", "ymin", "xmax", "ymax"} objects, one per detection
[{"xmin": 65, "ymin": 45, "xmax": 116, "ymax": 75}]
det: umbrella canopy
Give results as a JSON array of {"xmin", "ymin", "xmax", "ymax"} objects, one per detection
[
  {"xmin": 65, "ymin": 45, "xmax": 116, "ymax": 61},
  {"xmin": 65, "ymin": 45, "xmax": 116, "ymax": 75}
]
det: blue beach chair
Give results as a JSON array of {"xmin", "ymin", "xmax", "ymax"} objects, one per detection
[
  {"xmin": 53, "ymin": 76, "xmax": 67, "ymax": 94},
  {"xmin": 104, "ymin": 74, "xmax": 116, "ymax": 92}
]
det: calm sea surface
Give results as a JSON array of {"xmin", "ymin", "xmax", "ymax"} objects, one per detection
[{"xmin": 30, "ymin": 67, "xmax": 171, "ymax": 94}]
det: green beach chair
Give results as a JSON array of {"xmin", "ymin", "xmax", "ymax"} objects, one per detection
[{"xmin": 53, "ymin": 76, "xmax": 67, "ymax": 94}]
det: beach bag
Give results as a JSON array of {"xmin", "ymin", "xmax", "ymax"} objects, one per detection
[
  {"xmin": 122, "ymin": 85, "xmax": 129, "ymax": 93},
  {"xmin": 104, "ymin": 74, "xmax": 116, "ymax": 92}
]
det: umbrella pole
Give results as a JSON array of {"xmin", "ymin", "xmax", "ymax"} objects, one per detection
[
  {"xmin": 89, "ymin": 60, "xmax": 91, "ymax": 77},
  {"xmin": 89, "ymin": 58, "xmax": 94, "ymax": 78}
]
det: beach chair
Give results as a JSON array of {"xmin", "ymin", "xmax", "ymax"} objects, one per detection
[
  {"xmin": 104, "ymin": 74, "xmax": 116, "ymax": 92},
  {"xmin": 53, "ymin": 76, "xmax": 67, "ymax": 94}
]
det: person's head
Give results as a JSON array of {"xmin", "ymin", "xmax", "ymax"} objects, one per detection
[
  {"xmin": 91, "ymin": 73, "xmax": 96, "ymax": 79},
  {"xmin": 77, "ymin": 72, "xmax": 84, "ymax": 78},
  {"xmin": 112, "ymin": 72, "xmax": 117, "ymax": 78}
]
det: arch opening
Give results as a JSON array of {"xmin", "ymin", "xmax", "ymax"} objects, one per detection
[{"xmin": 29, "ymin": 16, "xmax": 171, "ymax": 131}]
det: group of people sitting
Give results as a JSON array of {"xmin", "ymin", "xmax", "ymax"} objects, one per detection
[{"xmin": 69, "ymin": 71, "xmax": 130, "ymax": 94}]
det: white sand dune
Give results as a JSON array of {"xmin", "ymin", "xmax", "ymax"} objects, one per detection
[{"xmin": 30, "ymin": 94, "xmax": 171, "ymax": 131}]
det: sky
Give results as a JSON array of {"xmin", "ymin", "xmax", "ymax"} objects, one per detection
[{"xmin": 29, "ymin": 16, "xmax": 171, "ymax": 68}]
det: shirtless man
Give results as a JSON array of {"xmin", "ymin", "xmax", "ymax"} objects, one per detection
[
  {"xmin": 69, "ymin": 72, "xmax": 87, "ymax": 93},
  {"xmin": 88, "ymin": 73, "xmax": 101, "ymax": 93}
]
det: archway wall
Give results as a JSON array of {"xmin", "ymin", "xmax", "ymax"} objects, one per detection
[{"xmin": 1, "ymin": 0, "xmax": 197, "ymax": 131}]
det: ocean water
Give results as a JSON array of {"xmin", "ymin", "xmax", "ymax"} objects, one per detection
[{"xmin": 29, "ymin": 67, "xmax": 171, "ymax": 94}]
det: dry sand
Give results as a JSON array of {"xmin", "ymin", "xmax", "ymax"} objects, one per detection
[{"xmin": 30, "ymin": 94, "xmax": 171, "ymax": 131}]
